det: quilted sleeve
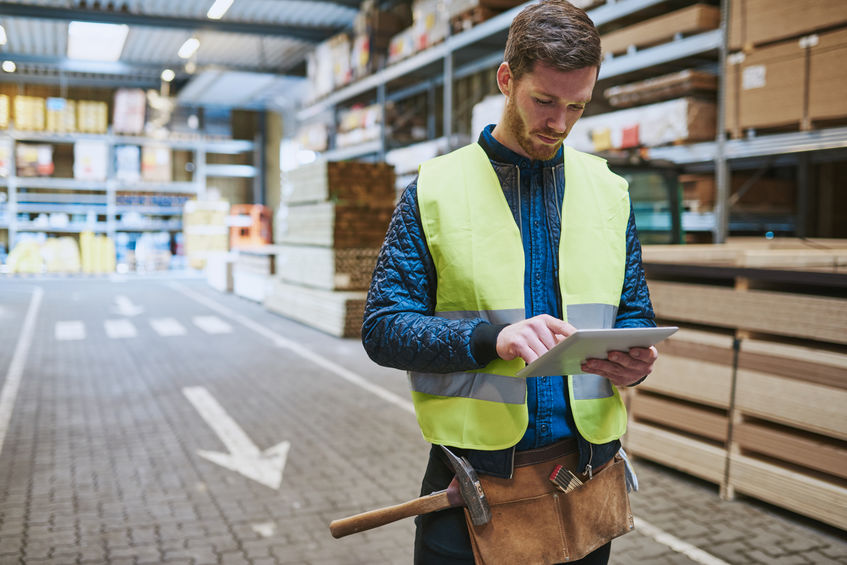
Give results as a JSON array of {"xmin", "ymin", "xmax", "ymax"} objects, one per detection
[
  {"xmin": 362, "ymin": 179, "xmax": 487, "ymax": 372},
  {"xmin": 615, "ymin": 204, "xmax": 657, "ymax": 329}
]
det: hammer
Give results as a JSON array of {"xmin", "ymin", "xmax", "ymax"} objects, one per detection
[{"xmin": 329, "ymin": 446, "xmax": 492, "ymax": 538}]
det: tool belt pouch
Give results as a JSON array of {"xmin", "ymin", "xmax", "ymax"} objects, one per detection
[{"xmin": 464, "ymin": 454, "xmax": 633, "ymax": 564}]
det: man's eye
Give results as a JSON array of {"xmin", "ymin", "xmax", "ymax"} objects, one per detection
[
  {"xmin": 569, "ymin": 104, "xmax": 585, "ymax": 111},
  {"xmin": 534, "ymin": 98, "xmax": 552, "ymax": 105}
]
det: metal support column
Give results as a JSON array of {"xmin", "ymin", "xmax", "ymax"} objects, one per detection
[
  {"xmin": 427, "ymin": 83, "xmax": 437, "ymax": 140},
  {"xmin": 796, "ymin": 152, "xmax": 811, "ymax": 237},
  {"xmin": 713, "ymin": 0, "xmax": 731, "ymax": 243},
  {"xmin": 254, "ymin": 113, "xmax": 267, "ymax": 205},
  {"xmin": 377, "ymin": 82, "xmax": 387, "ymax": 161},
  {"xmin": 443, "ymin": 50, "xmax": 454, "ymax": 143}
]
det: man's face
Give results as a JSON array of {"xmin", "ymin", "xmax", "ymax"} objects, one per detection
[{"xmin": 496, "ymin": 62, "xmax": 597, "ymax": 161}]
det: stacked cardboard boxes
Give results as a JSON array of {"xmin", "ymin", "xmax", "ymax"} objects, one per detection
[
  {"xmin": 265, "ymin": 160, "xmax": 395, "ymax": 337},
  {"xmin": 726, "ymin": 1, "xmax": 847, "ymax": 134}
]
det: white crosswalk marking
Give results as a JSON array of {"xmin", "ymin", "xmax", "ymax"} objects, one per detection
[
  {"xmin": 55, "ymin": 321, "xmax": 86, "ymax": 341},
  {"xmin": 192, "ymin": 316, "xmax": 233, "ymax": 335},
  {"xmin": 150, "ymin": 318, "xmax": 187, "ymax": 337},
  {"xmin": 104, "ymin": 319, "xmax": 137, "ymax": 339}
]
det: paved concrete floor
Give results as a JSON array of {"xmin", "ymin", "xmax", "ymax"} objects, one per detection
[{"xmin": 0, "ymin": 277, "xmax": 844, "ymax": 565}]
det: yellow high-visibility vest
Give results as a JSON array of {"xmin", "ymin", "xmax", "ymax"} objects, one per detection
[{"xmin": 412, "ymin": 143, "xmax": 629, "ymax": 449}]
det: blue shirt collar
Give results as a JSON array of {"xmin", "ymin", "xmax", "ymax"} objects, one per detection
[{"xmin": 478, "ymin": 123, "xmax": 563, "ymax": 169}]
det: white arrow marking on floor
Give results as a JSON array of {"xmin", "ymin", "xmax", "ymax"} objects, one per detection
[
  {"xmin": 170, "ymin": 284, "xmax": 732, "ymax": 565},
  {"xmin": 55, "ymin": 320, "xmax": 86, "ymax": 341},
  {"xmin": 193, "ymin": 315, "xmax": 233, "ymax": 334},
  {"xmin": 170, "ymin": 283, "xmax": 415, "ymax": 414},
  {"xmin": 634, "ymin": 517, "xmax": 730, "ymax": 565},
  {"xmin": 104, "ymin": 319, "xmax": 138, "ymax": 339},
  {"xmin": 183, "ymin": 386, "xmax": 290, "ymax": 490},
  {"xmin": 113, "ymin": 295, "xmax": 144, "ymax": 317},
  {"xmin": 150, "ymin": 318, "xmax": 187, "ymax": 337},
  {"xmin": 0, "ymin": 287, "xmax": 43, "ymax": 454}
]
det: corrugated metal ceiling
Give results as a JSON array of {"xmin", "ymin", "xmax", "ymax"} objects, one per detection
[{"xmin": 0, "ymin": 0, "xmax": 360, "ymax": 102}]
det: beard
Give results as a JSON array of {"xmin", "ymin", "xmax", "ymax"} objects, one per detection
[{"xmin": 503, "ymin": 95, "xmax": 564, "ymax": 161}]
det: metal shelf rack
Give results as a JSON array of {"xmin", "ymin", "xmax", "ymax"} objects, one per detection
[{"xmin": 0, "ymin": 130, "xmax": 257, "ymax": 249}]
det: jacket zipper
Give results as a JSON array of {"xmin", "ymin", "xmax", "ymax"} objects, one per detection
[
  {"xmin": 515, "ymin": 165, "xmax": 523, "ymax": 241},
  {"xmin": 584, "ymin": 443, "xmax": 594, "ymax": 480}
]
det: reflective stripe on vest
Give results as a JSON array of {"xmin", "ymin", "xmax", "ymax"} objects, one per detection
[{"xmin": 413, "ymin": 143, "xmax": 629, "ymax": 449}]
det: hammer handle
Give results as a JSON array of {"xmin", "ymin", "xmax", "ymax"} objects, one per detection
[{"xmin": 330, "ymin": 490, "xmax": 452, "ymax": 538}]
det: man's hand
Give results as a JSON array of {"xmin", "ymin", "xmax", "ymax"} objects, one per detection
[
  {"xmin": 496, "ymin": 315, "xmax": 576, "ymax": 364},
  {"xmin": 581, "ymin": 346, "xmax": 658, "ymax": 387}
]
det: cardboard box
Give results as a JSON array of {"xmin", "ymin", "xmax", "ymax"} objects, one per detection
[
  {"xmin": 725, "ymin": 40, "xmax": 805, "ymax": 133},
  {"xmin": 141, "ymin": 145, "xmax": 172, "ymax": 183},
  {"xmin": 46, "ymin": 98, "xmax": 76, "ymax": 133},
  {"xmin": 602, "ymin": 4, "xmax": 720, "ymax": 56},
  {"xmin": 809, "ymin": 27, "xmax": 847, "ymax": 122},
  {"xmin": 729, "ymin": 0, "xmax": 847, "ymax": 50},
  {"xmin": 16, "ymin": 144, "xmax": 53, "ymax": 177},
  {"xmin": 73, "ymin": 141, "xmax": 109, "ymax": 181},
  {"xmin": 77, "ymin": 100, "xmax": 108, "ymax": 134},
  {"xmin": 680, "ymin": 173, "xmax": 795, "ymax": 212},
  {"xmin": 14, "ymin": 95, "xmax": 46, "ymax": 131},
  {"xmin": 568, "ymin": 97, "xmax": 716, "ymax": 152},
  {"xmin": 113, "ymin": 88, "xmax": 146, "ymax": 134},
  {"xmin": 0, "ymin": 94, "xmax": 8, "ymax": 129}
]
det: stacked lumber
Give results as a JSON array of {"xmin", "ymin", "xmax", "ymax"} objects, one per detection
[
  {"xmin": 624, "ymin": 239, "xmax": 847, "ymax": 530},
  {"xmin": 233, "ymin": 246, "xmax": 277, "ymax": 303},
  {"xmin": 265, "ymin": 160, "xmax": 396, "ymax": 337}
]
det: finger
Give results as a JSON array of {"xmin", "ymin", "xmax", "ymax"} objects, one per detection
[
  {"xmin": 542, "ymin": 315, "xmax": 577, "ymax": 337},
  {"xmin": 582, "ymin": 358, "xmax": 642, "ymax": 384},
  {"xmin": 606, "ymin": 350, "xmax": 650, "ymax": 372},
  {"xmin": 629, "ymin": 346, "xmax": 658, "ymax": 363}
]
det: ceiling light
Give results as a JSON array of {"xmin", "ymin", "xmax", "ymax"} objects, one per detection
[
  {"xmin": 207, "ymin": 0, "xmax": 234, "ymax": 20},
  {"xmin": 178, "ymin": 37, "xmax": 200, "ymax": 59},
  {"xmin": 0, "ymin": 25, "xmax": 7, "ymax": 46},
  {"xmin": 67, "ymin": 21, "xmax": 129, "ymax": 62},
  {"xmin": 2, "ymin": 60, "xmax": 15, "ymax": 73},
  {"xmin": 161, "ymin": 68, "xmax": 176, "ymax": 82}
]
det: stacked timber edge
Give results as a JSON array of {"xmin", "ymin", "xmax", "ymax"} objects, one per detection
[
  {"xmin": 623, "ymin": 239, "xmax": 847, "ymax": 531},
  {"xmin": 265, "ymin": 160, "xmax": 396, "ymax": 338}
]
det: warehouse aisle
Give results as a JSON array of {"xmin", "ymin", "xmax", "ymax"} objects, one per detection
[{"xmin": 0, "ymin": 278, "xmax": 844, "ymax": 565}]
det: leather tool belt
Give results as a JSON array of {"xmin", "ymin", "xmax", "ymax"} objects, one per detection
[{"xmin": 464, "ymin": 439, "xmax": 634, "ymax": 564}]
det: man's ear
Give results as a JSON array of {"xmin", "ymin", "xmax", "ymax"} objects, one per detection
[{"xmin": 496, "ymin": 62, "xmax": 512, "ymax": 97}]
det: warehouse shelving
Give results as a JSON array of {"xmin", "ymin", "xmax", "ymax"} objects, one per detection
[
  {"xmin": 1, "ymin": 130, "xmax": 256, "ymax": 252},
  {"xmin": 296, "ymin": 0, "xmax": 847, "ymax": 243}
]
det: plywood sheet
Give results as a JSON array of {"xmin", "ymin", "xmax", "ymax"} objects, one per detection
[
  {"xmin": 729, "ymin": 453, "xmax": 847, "ymax": 531},
  {"xmin": 602, "ymin": 4, "xmax": 720, "ymax": 56},
  {"xmin": 625, "ymin": 421, "xmax": 726, "ymax": 484},
  {"xmin": 735, "ymin": 369, "xmax": 847, "ymax": 441},
  {"xmin": 631, "ymin": 393, "xmax": 728, "ymax": 442},
  {"xmin": 649, "ymin": 281, "xmax": 847, "ymax": 344},
  {"xmin": 275, "ymin": 245, "xmax": 380, "ymax": 291},
  {"xmin": 734, "ymin": 421, "xmax": 847, "ymax": 480},
  {"xmin": 264, "ymin": 279, "xmax": 366, "ymax": 338}
]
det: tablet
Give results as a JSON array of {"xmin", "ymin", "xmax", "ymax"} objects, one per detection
[{"xmin": 517, "ymin": 326, "xmax": 678, "ymax": 378}]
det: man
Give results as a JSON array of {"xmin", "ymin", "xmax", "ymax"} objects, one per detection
[{"xmin": 362, "ymin": 1, "xmax": 657, "ymax": 563}]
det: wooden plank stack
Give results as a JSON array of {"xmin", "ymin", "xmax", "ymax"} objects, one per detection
[
  {"xmin": 624, "ymin": 238, "xmax": 847, "ymax": 530},
  {"xmin": 265, "ymin": 160, "xmax": 396, "ymax": 337}
]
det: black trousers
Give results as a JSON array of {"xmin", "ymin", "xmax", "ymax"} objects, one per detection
[{"xmin": 414, "ymin": 446, "xmax": 612, "ymax": 565}]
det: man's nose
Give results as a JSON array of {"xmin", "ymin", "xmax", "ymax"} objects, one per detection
[{"xmin": 547, "ymin": 110, "xmax": 568, "ymax": 134}]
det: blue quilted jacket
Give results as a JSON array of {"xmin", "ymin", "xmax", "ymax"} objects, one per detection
[{"xmin": 363, "ymin": 129, "xmax": 655, "ymax": 477}]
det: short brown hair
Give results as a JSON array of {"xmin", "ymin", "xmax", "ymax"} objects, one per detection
[{"xmin": 504, "ymin": 0, "xmax": 601, "ymax": 81}]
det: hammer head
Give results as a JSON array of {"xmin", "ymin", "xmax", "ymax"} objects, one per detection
[{"xmin": 440, "ymin": 445, "xmax": 492, "ymax": 526}]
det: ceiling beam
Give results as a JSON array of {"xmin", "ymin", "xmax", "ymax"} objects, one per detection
[
  {"xmin": 1, "ymin": 52, "xmax": 294, "ymax": 79},
  {"xmin": 0, "ymin": 2, "xmax": 343, "ymax": 42}
]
